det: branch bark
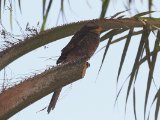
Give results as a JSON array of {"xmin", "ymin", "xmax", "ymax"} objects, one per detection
[
  {"xmin": 0, "ymin": 18, "xmax": 160, "ymax": 71},
  {"xmin": 0, "ymin": 60, "xmax": 88, "ymax": 120}
]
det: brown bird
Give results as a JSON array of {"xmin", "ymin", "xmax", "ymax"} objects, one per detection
[{"xmin": 47, "ymin": 21, "xmax": 103, "ymax": 113}]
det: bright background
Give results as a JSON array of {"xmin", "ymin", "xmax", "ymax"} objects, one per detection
[{"xmin": 0, "ymin": 0, "xmax": 159, "ymax": 120}]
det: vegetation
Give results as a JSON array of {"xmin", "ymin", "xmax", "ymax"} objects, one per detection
[{"xmin": 0, "ymin": 0, "xmax": 160, "ymax": 120}]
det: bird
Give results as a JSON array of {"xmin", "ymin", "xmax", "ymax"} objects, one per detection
[{"xmin": 47, "ymin": 21, "xmax": 103, "ymax": 113}]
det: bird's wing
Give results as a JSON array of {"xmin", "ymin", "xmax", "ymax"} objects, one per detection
[
  {"xmin": 56, "ymin": 31, "xmax": 87, "ymax": 64},
  {"xmin": 61, "ymin": 29, "xmax": 87, "ymax": 55}
]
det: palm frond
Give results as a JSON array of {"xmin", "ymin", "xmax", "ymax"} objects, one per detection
[
  {"xmin": 133, "ymin": 87, "xmax": 137, "ymax": 120},
  {"xmin": 125, "ymin": 27, "xmax": 147, "ymax": 113},
  {"xmin": 117, "ymin": 29, "xmax": 133, "ymax": 82},
  {"xmin": 144, "ymin": 30, "xmax": 160, "ymax": 119},
  {"xmin": 0, "ymin": 0, "xmax": 2, "ymax": 19},
  {"xmin": 41, "ymin": 0, "xmax": 53, "ymax": 31},
  {"xmin": 148, "ymin": 88, "xmax": 160, "ymax": 120},
  {"xmin": 110, "ymin": 10, "xmax": 129, "ymax": 19},
  {"xmin": 56, "ymin": 0, "xmax": 67, "ymax": 24},
  {"xmin": 97, "ymin": 29, "xmax": 115, "ymax": 76},
  {"xmin": 134, "ymin": 11, "xmax": 155, "ymax": 18},
  {"xmin": 144, "ymin": 30, "xmax": 151, "ymax": 69},
  {"xmin": 100, "ymin": 0, "xmax": 110, "ymax": 18},
  {"xmin": 3, "ymin": 0, "xmax": 6, "ymax": 9},
  {"xmin": 134, "ymin": 45, "xmax": 144, "ymax": 80},
  {"xmin": 42, "ymin": 0, "xmax": 46, "ymax": 17},
  {"xmin": 111, "ymin": 30, "xmax": 143, "ymax": 44},
  {"xmin": 9, "ymin": 0, "xmax": 12, "ymax": 30},
  {"xmin": 18, "ymin": 0, "xmax": 21, "ymax": 13},
  {"xmin": 148, "ymin": 0, "xmax": 153, "ymax": 14},
  {"xmin": 101, "ymin": 28, "xmax": 128, "ymax": 42},
  {"xmin": 155, "ymin": 95, "xmax": 160, "ymax": 120}
]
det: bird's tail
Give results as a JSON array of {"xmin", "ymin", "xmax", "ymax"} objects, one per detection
[{"xmin": 47, "ymin": 88, "xmax": 62, "ymax": 113}]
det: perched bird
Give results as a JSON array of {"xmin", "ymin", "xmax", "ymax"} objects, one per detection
[{"xmin": 47, "ymin": 21, "xmax": 103, "ymax": 113}]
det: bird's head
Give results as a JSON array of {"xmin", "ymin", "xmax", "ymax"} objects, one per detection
[{"xmin": 84, "ymin": 21, "xmax": 103, "ymax": 34}]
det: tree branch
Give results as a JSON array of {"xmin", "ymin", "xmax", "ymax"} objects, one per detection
[
  {"xmin": 0, "ymin": 18, "xmax": 160, "ymax": 71},
  {"xmin": 0, "ymin": 60, "xmax": 88, "ymax": 120}
]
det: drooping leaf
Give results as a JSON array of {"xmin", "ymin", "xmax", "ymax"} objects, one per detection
[
  {"xmin": 60, "ymin": 0, "xmax": 64, "ymax": 11},
  {"xmin": 41, "ymin": 0, "xmax": 53, "ymax": 31},
  {"xmin": 144, "ymin": 30, "xmax": 160, "ymax": 119},
  {"xmin": 133, "ymin": 87, "xmax": 137, "ymax": 120},
  {"xmin": 117, "ymin": 15, "xmax": 125, "ymax": 19},
  {"xmin": 3, "ymin": 0, "xmax": 6, "ymax": 8},
  {"xmin": 60, "ymin": 0, "xmax": 67, "ymax": 23},
  {"xmin": 134, "ymin": 45, "xmax": 144, "ymax": 80},
  {"xmin": 148, "ymin": 0, "xmax": 153, "ymax": 13},
  {"xmin": 125, "ymin": 27, "xmax": 146, "ymax": 113},
  {"xmin": 100, "ymin": 0, "xmax": 110, "ymax": 18},
  {"xmin": 138, "ymin": 52, "xmax": 151, "ymax": 66},
  {"xmin": 144, "ymin": 29, "xmax": 151, "ymax": 69},
  {"xmin": 56, "ymin": 0, "xmax": 67, "ymax": 24},
  {"xmin": 42, "ymin": 0, "xmax": 46, "ymax": 17},
  {"xmin": 134, "ymin": 27, "xmax": 150, "ymax": 81},
  {"xmin": 101, "ymin": 28, "xmax": 128, "ymax": 42},
  {"xmin": 114, "ymin": 74, "xmax": 130, "ymax": 106},
  {"xmin": 111, "ymin": 30, "xmax": 143, "ymax": 44},
  {"xmin": 45, "ymin": 0, "xmax": 53, "ymax": 17},
  {"xmin": 155, "ymin": 94, "xmax": 160, "ymax": 120},
  {"xmin": 134, "ymin": 11, "xmax": 155, "ymax": 18},
  {"xmin": 67, "ymin": 0, "xmax": 73, "ymax": 12},
  {"xmin": 0, "ymin": 0, "xmax": 2, "ymax": 19},
  {"xmin": 138, "ymin": 46, "xmax": 160, "ymax": 67},
  {"xmin": 18, "ymin": 0, "xmax": 22, "ymax": 13},
  {"xmin": 117, "ymin": 29, "xmax": 133, "ymax": 82},
  {"xmin": 97, "ymin": 29, "xmax": 116, "ymax": 77},
  {"xmin": 147, "ymin": 89, "xmax": 158, "ymax": 120},
  {"xmin": 127, "ymin": 0, "xmax": 133, "ymax": 8},
  {"xmin": 146, "ymin": 86, "xmax": 159, "ymax": 120},
  {"xmin": 97, "ymin": 28, "xmax": 126, "ymax": 54},
  {"xmin": 111, "ymin": 9, "xmax": 129, "ymax": 19},
  {"xmin": 9, "ymin": 1, "xmax": 13, "ymax": 30},
  {"xmin": 129, "ymin": 0, "xmax": 132, "ymax": 5}
]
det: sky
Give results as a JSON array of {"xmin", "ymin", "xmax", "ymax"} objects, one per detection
[{"xmin": 0, "ymin": 0, "xmax": 159, "ymax": 120}]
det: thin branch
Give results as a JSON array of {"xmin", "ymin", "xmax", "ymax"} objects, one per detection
[{"xmin": 0, "ymin": 18, "xmax": 160, "ymax": 71}]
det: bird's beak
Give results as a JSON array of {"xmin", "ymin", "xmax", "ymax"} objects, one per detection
[{"xmin": 95, "ymin": 26, "xmax": 103, "ymax": 33}]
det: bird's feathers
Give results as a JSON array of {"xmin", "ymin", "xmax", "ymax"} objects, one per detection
[{"xmin": 49, "ymin": 21, "xmax": 103, "ymax": 113}]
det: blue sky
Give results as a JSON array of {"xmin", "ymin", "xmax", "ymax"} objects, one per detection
[{"xmin": 0, "ymin": 0, "xmax": 159, "ymax": 120}]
